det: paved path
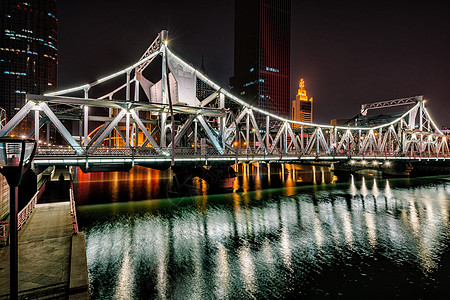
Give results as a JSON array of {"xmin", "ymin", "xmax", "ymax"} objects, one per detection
[{"xmin": 0, "ymin": 202, "xmax": 73, "ymax": 299}]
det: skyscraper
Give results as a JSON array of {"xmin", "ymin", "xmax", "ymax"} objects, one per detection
[
  {"xmin": 230, "ymin": 0, "xmax": 291, "ymax": 120},
  {"xmin": 0, "ymin": 0, "xmax": 57, "ymax": 119},
  {"xmin": 292, "ymin": 78, "xmax": 313, "ymax": 123}
]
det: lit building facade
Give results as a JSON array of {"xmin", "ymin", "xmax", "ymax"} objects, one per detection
[
  {"xmin": 0, "ymin": 0, "xmax": 57, "ymax": 119},
  {"xmin": 230, "ymin": 0, "xmax": 291, "ymax": 121},
  {"xmin": 292, "ymin": 78, "xmax": 313, "ymax": 123}
]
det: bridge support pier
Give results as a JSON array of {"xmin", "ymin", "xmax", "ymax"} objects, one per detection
[{"xmin": 169, "ymin": 165, "xmax": 237, "ymax": 197}]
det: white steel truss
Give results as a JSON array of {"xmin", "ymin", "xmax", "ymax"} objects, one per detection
[{"xmin": 0, "ymin": 30, "xmax": 447, "ymax": 166}]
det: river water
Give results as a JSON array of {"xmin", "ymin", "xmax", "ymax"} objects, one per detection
[{"xmin": 74, "ymin": 164, "xmax": 450, "ymax": 299}]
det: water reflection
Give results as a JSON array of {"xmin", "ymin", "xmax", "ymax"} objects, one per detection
[
  {"xmin": 74, "ymin": 163, "xmax": 338, "ymax": 205},
  {"xmin": 78, "ymin": 170, "xmax": 450, "ymax": 299}
]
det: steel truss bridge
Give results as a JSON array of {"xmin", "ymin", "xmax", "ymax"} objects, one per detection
[{"xmin": 0, "ymin": 30, "xmax": 448, "ymax": 172}]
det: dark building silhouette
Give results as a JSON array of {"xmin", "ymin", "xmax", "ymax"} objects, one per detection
[
  {"xmin": 0, "ymin": 0, "xmax": 57, "ymax": 119},
  {"xmin": 196, "ymin": 56, "xmax": 215, "ymax": 102},
  {"xmin": 230, "ymin": 0, "xmax": 291, "ymax": 120}
]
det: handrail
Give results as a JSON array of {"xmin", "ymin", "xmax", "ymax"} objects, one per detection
[
  {"xmin": 17, "ymin": 179, "xmax": 46, "ymax": 230},
  {"xmin": 0, "ymin": 220, "xmax": 9, "ymax": 246},
  {"xmin": 35, "ymin": 146, "xmax": 450, "ymax": 159},
  {"xmin": 69, "ymin": 181, "xmax": 79, "ymax": 234},
  {"xmin": 17, "ymin": 192, "xmax": 38, "ymax": 230},
  {"xmin": 1, "ymin": 180, "xmax": 47, "ymax": 246}
]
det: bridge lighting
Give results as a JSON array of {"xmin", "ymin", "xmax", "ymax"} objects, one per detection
[
  {"xmin": 233, "ymin": 141, "xmax": 238, "ymax": 147},
  {"xmin": 372, "ymin": 161, "xmax": 378, "ymax": 165},
  {"xmin": 385, "ymin": 161, "xmax": 391, "ymax": 166},
  {"xmin": 350, "ymin": 160, "xmax": 356, "ymax": 165},
  {"xmin": 361, "ymin": 160, "xmax": 367, "ymax": 165}
]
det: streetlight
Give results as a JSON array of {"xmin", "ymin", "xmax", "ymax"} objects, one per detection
[{"xmin": 0, "ymin": 137, "xmax": 36, "ymax": 300}]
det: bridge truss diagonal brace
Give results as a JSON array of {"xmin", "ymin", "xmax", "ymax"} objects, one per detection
[
  {"xmin": 285, "ymin": 123, "xmax": 300, "ymax": 154},
  {"xmin": 248, "ymin": 110, "xmax": 267, "ymax": 153},
  {"xmin": 224, "ymin": 107, "xmax": 248, "ymax": 142},
  {"xmin": 361, "ymin": 129, "xmax": 379, "ymax": 154},
  {"xmin": 269, "ymin": 122, "xmax": 287, "ymax": 154},
  {"xmin": 26, "ymin": 117, "xmax": 48, "ymax": 139},
  {"xmin": 114, "ymin": 126, "xmax": 127, "ymax": 144},
  {"xmin": 89, "ymin": 109, "xmax": 127, "ymax": 152},
  {"xmin": 39, "ymin": 102, "xmax": 83, "ymax": 154},
  {"xmin": 305, "ymin": 128, "xmax": 318, "ymax": 154},
  {"xmin": 337, "ymin": 130, "xmax": 353, "ymax": 152},
  {"xmin": 0, "ymin": 101, "xmax": 35, "ymax": 137},
  {"xmin": 316, "ymin": 128, "xmax": 330, "ymax": 154},
  {"xmin": 196, "ymin": 115, "xmax": 224, "ymax": 155},
  {"xmin": 169, "ymin": 115, "xmax": 196, "ymax": 148},
  {"xmin": 141, "ymin": 126, "xmax": 159, "ymax": 148},
  {"xmin": 200, "ymin": 92, "xmax": 219, "ymax": 107},
  {"xmin": 130, "ymin": 110, "xmax": 161, "ymax": 152},
  {"xmin": 87, "ymin": 123, "xmax": 108, "ymax": 149}
]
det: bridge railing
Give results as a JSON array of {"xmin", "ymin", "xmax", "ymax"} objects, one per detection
[
  {"xmin": 35, "ymin": 146, "xmax": 449, "ymax": 160},
  {"xmin": 69, "ymin": 181, "xmax": 79, "ymax": 234},
  {"xmin": 17, "ymin": 190, "xmax": 39, "ymax": 230},
  {"xmin": 0, "ymin": 221, "xmax": 9, "ymax": 246},
  {"xmin": 17, "ymin": 178, "xmax": 47, "ymax": 230},
  {"xmin": 37, "ymin": 147, "xmax": 78, "ymax": 156}
]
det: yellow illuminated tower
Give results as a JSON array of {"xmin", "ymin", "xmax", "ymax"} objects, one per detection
[{"xmin": 292, "ymin": 78, "xmax": 313, "ymax": 123}]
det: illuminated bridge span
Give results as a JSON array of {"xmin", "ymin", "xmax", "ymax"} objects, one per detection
[{"xmin": 0, "ymin": 30, "xmax": 448, "ymax": 172}]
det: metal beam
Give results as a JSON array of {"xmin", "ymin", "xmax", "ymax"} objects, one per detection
[
  {"xmin": 39, "ymin": 102, "xmax": 83, "ymax": 154},
  {"xmin": 130, "ymin": 109, "xmax": 161, "ymax": 151},
  {"xmin": 197, "ymin": 115, "xmax": 224, "ymax": 155},
  {"xmin": 285, "ymin": 123, "xmax": 300, "ymax": 153},
  {"xmin": 248, "ymin": 110, "xmax": 266, "ymax": 153},
  {"xmin": 0, "ymin": 101, "xmax": 35, "ymax": 137},
  {"xmin": 169, "ymin": 115, "xmax": 195, "ymax": 148},
  {"xmin": 200, "ymin": 92, "xmax": 218, "ymax": 107},
  {"xmin": 269, "ymin": 122, "xmax": 286, "ymax": 154},
  {"xmin": 89, "ymin": 110, "xmax": 126, "ymax": 152}
]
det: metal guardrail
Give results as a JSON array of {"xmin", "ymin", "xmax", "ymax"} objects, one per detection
[
  {"xmin": 69, "ymin": 181, "xmax": 78, "ymax": 234},
  {"xmin": 17, "ymin": 192, "xmax": 38, "ymax": 231},
  {"xmin": 17, "ymin": 179, "xmax": 47, "ymax": 230},
  {"xmin": 0, "ymin": 220, "xmax": 9, "ymax": 246},
  {"xmin": 35, "ymin": 146, "xmax": 450, "ymax": 160},
  {"xmin": 0, "ymin": 179, "xmax": 47, "ymax": 246}
]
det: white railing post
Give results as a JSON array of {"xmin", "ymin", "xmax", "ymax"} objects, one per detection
[
  {"xmin": 17, "ymin": 189, "xmax": 39, "ymax": 230},
  {"xmin": 69, "ymin": 182, "xmax": 79, "ymax": 234}
]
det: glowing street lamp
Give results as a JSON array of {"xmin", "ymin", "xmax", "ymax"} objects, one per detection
[{"xmin": 0, "ymin": 137, "xmax": 36, "ymax": 300}]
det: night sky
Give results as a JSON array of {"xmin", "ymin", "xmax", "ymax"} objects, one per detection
[{"xmin": 57, "ymin": 1, "xmax": 450, "ymax": 127}]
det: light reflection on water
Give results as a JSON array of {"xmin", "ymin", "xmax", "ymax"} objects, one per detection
[{"xmin": 76, "ymin": 166, "xmax": 450, "ymax": 299}]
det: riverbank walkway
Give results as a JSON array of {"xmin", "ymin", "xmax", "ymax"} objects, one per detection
[{"xmin": 0, "ymin": 180, "xmax": 88, "ymax": 299}]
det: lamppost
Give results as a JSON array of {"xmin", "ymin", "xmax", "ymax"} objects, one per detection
[{"xmin": 0, "ymin": 137, "xmax": 36, "ymax": 300}]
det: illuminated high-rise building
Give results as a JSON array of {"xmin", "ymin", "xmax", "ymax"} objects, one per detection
[
  {"xmin": 292, "ymin": 78, "xmax": 313, "ymax": 123},
  {"xmin": 0, "ymin": 0, "xmax": 58, "ymax": 119},
  {"xmin": 230, "ymin": 0, "xmax": 291, "ymax": 121}
]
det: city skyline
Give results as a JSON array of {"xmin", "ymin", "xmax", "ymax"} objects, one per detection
[{"xmin": 56, "ymin": 1, "xmax": 449, "ymax": 126}]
